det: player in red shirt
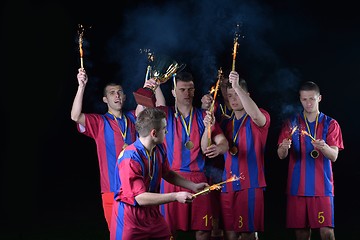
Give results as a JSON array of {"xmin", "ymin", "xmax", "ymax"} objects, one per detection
[
  {"xmin": 218, "ymin": 71, "xmax": 270, "ymax": 240},
  {"xmin": 71, "ymin": 68, "xmax": 137, "ymax": 229},
  {"xmin": 110, "ymin": 107, "xmax": 209, "ymax": 240},
  {"xmin": 277, "ymin": 81, "xmax": 344, "ymax": 240}
]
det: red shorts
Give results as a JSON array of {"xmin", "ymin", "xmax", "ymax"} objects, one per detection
[
  {"xmin": 102, "ymin": 192, "xmax": 114, "ymax": 230},
  {"xmin": 220, "ymin": 188, "xmax": 264, "ymax": 232},
  {"xmin": 286, "ymin": 195, "xmax": 335, "ymax": 228},
  {"xmin": 163, "ymin": 172, "xmax": 213, "ymax": 231},
  {"xmin": 110, "ymin": 201, "xmax": 172, "ymax": 240}
]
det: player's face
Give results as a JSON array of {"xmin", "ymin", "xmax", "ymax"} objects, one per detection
[
  {"xmin": 300, "ymin": 90, "xmax": 321, "ymax": 114},
  {"xmin": 104, "ymin": 85, "xmax": 126, "ymax": 111},
  {"xmin": 227, "ymin": 88, "xmax": 244, "ymax": 111},
  {"xmin": 174, "ymin": 81, "xmax": 195, "ymax": 106}
]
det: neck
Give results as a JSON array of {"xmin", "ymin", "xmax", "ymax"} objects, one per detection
[
  {"xmin": 176, "ymin": 105, "xmax": 192, "ymax": 118},
  {"xmin": 139, "ymin": 137, "xmax": 155, "ymax": 153},
  {"xmin": 234, "ymin": 109, "xmax": 246, "ymax": 119},
  {"xmin": 304, "ymin": 110, "xmax": 319, "ymax": 122},
  {"xmin": 109, "ymin": 109, "xmax": 122, "ymax": 118}
]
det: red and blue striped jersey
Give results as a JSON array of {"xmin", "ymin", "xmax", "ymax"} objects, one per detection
[
  {"xmin": 111, "ymin": 140, "xmax": 171, "ymax": 239},
  {"xmin": 278, "ymin": 112, "xmax": 344, "ymax": 196},
  {"xmin": 114, "ymin": 139, "xmax": 170, "ymax": 204},
  {"xmin": 77, "ymin": 111, "xmax": 137, "ymax": 193},
  {"xmin": 220, "ymin": 109, "xmax": 270, "ymax": 192},
  {"xmin": 158, "ymin": 106, "xmax": 222, "ymax": 173}
]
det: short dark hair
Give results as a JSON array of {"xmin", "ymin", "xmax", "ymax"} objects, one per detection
[
  {"xmin": 135, "ymin": 107, "xmax": 166, "ymax": 137},
  {"xmin": 103, "ymin": 83, "xmax": 122, "ymax": 97},
  {"xmin": 299, "ymin": 81, "xmax": 320, "ymax": 94},
  {"xmin": 175, "ymin": 71, "xmax": 193, "ymax": 83}
]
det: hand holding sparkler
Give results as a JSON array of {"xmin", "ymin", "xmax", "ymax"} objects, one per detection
[
  {"xmin": 206, "ymin": 69, "xmax": 223, "ymax": 146},
  {"xmin": 192, "ymin": 174, "xmax": 244, "ymax": 198},
  {"xmin": 288, "ymin": 126, "xmax": 298, "ymax": 140},
  {"xmin": 279, "ymin": 126, "xmax": 297, "ymax": 150},
  {"xmin": 204, "ymin": 110, "xmax": 215, "ymax": 147}
]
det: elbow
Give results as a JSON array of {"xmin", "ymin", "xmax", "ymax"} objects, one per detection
[
  {"xmin": 71, "ymin": 112, "xmax": 83, "ymax": 124},
  {"xmin": 70, "ymin": 114, "xmax": 77, "ymax": 122},
  {"xmin": 71, "ymin": 114, "xmax": 79, "ymax": 122},
  {"xmin": 329, "ymin": 154, "xmax": 338, "ymax": 163},
  {"xmin": 252, "ymin": 113, "xmax": 266, "ymax": 127}
]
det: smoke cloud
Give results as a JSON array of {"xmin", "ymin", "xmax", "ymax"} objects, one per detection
[{"xmin": 83, "ymin": 0, "xmax": 314, "ymax": 119}]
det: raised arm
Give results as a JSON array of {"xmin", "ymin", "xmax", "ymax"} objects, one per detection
[
  {"xmin": 135, "ymin": 78, "xmax": 166, "ymax": 116},
  {"xmin": 70, "ymin": 68, "xmax": 87, "ymax": 126},
  {"xmin": 229, "ymin": 71, "xmax": 266, "ymax": 127}
]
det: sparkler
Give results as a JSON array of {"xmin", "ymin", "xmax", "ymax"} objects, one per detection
[
  {"xmin": 301, "ymin": 130, "xmax": 316, "ymax": 141},
  {"xmin": 288, "ymin": 126, "xmax": 298, "ymax": 139},
  {"xmin": 193, "ymin": 174, "xmax": 244, "ymax": 198},
  {"xmin": 207, "ymin": 68, "xmax": 223, "ymax": 146},
  {"xmin": 232, "ymin": 24, "xmax": 240, "ymax": 71},
  {"xmin": 232, "ymin": 36, "xmax": 238, "ymax": 71},
  {"xmin": 78, "ymin": 24, "xmax": 85, "ymax": 69},
  {"xmin": 209, "ymin": 68, "xmax": 222, "ymax": 112}
]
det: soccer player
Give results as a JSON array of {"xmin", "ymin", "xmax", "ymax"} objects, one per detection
[
  {"xmin": 140, "ymin": 71, "xmax": 229, "ymax": 240},
  {"xmin": 71, "ymin": 68, "xmax": 137, "ymax": 229},
  {"xmin": 277, "ymin": 81, "xmax": 344, "ymax": 240},
  {"xmin": 219, "ymin": 71, "xmax": 270, "ymax": 240},
  {"xmin": 110, "ymin": 107, "xmax": 209, "ymax": 240}
]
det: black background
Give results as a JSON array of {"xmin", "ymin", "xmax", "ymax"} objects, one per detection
[{"xmin": 2, "ymin": 0, "xmax": 359, "ymax": 239}]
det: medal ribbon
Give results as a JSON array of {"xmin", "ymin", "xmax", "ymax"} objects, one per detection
[
  {"xmin": 232, "ymin": 114, "xmax": 248, "ymax": 145},
  {"xmin": 303, "ymin": 112, "xmax": 318, "ymax": 140},
  {"xmin": 145, "ymin": 149, "xmax": 156, "ymax": 191},
  {"xmin": 220, "ymin": 104, "xmax": 234, "ymax": 118},
  {"xmin": 145, "ymin": 150, "xmax": 156, "ymax": 180},
  {"xmin": 179, "ymin": 107, "xmax": 193, "ymax": 140},
  {"xmin": 108, "ymin": 111, "xmax": 128, "ymax": 141}
]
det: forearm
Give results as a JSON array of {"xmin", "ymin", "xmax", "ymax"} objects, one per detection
[
  {"xmin": 135, "ymin": 104, "xmax": 146, "ymax": 117},
  {"xmin": 213, "ymin": 135, "xmax": 229, "ymax": 154},
  {"xmin": 201, "ymin": 128, "xmax": 211, "ymax": 152},
  {"xmin": 235, "ymin": 87, "xmax": 266, "ymax": 127},
  {"xmin": 71, "ymin": 85, "xmax": 86, "ymax": 124},
  {"xmin": 135, "ymin": 192, "xmax": 177, "ymax": 206},
  {"xmin": 155, "ymin": 86, "xmax": 166, "ymax": 106},
  {"xmin": 320, "ymin": 145, "xmax": 339, "ymax": 162}
]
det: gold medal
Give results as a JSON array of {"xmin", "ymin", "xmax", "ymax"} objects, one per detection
[
  {"xmin": 229, "ymin": 146, "xmax": 238, "ymax": 156},
  {"xmin": 185, "ymin": 141, "xmax": 194, "ymax": 150},
  {"xmin": 122, "ymin": 143, "xmax": 128, "ymax": 150},
  {"xmin": 310, "ymin": 149, "xmax": 319, "ymax": 158}
]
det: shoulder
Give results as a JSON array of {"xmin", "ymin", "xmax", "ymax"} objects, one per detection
[{"xmin": 119, "ymin": 144, "xmax": 140, "ymax": 160}]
